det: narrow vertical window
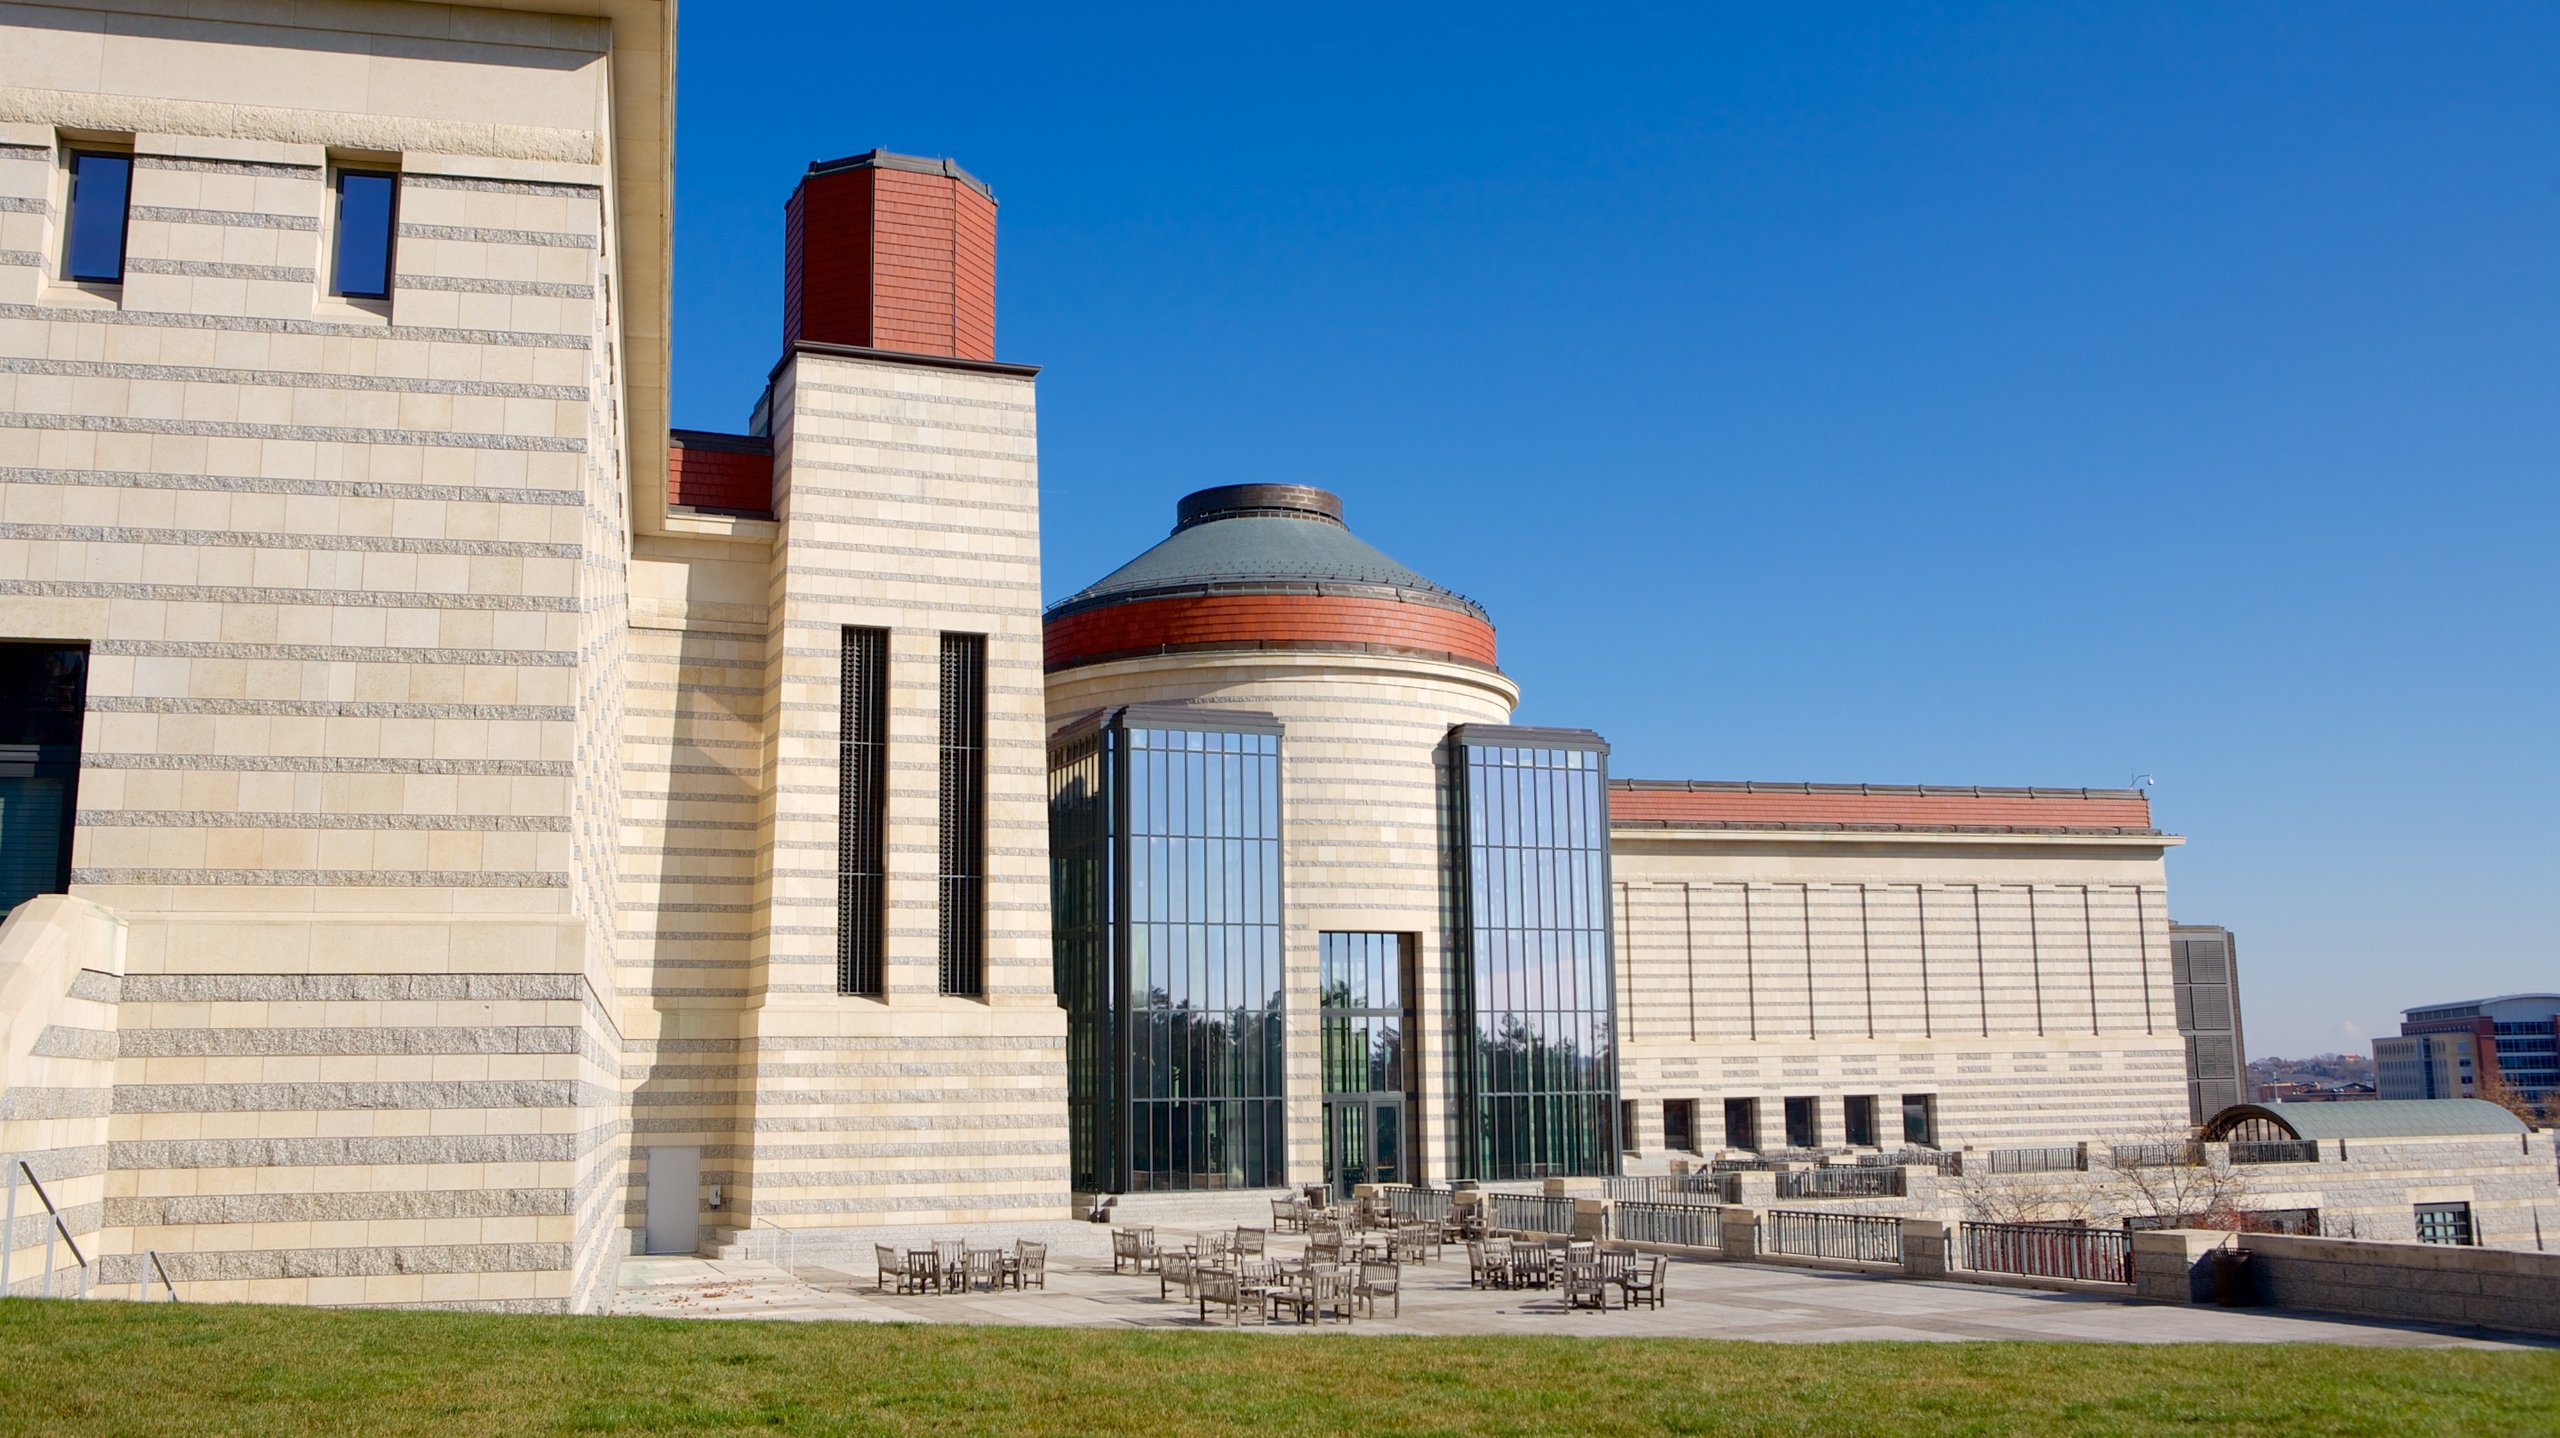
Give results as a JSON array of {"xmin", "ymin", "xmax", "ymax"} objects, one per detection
[
  {"xmin": 0, "ymin": 644, "xmax": 88, "ymax": 913},
  {"xmin": 937, "ymin": 633, "xmax": 986, "ymax": 998},
  {"xmin": 331, "ymin": 169, "xmax": 399, "ymax": 299},
  {"xmin": 836, "ymin": 627, "xmax": 888, "ymax": 996},
  {"xmin": 62, "ymin": 151, "xmax": 133, "ymax": 283}
]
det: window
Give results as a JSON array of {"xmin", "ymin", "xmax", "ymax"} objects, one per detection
[
  {"xmin": 1444, "ymin": 729, "xmax": 1619, "ymax": 1180},
  {"xmin": 1843, "ymin": 1094, "xmax": 1878, "ymax": 1149},
  {"xmin": 0, "ymin": 644, "xmax": 88, "ymax": 913},
  {"xmin": 1723, "ymin": 1097, "xmax": 1759, "ymax": 1152},
  {"xmin": 1048, "ymin": 713, "xmax": 1285, "ymax": 1192},
  {"xmin": 1783, "ymin": 1096, "xmax": 1819, "ymax": 1150},
  {"xmin": 936, "ymin": 633, "xmax": 986, "ymax": 997},
  {"xmin": 2414, "ymin": 1202, "xmax": 2473, "ymax": 1247},
  {"xmin": 1901, "ymin": 1093, "xmax": 1939, "ymax": 1147},
  {"xmin": 1619, "ymin": 1100, "xmax": 1639, "ymax": 1153},
  {"xmin": 62, "ymin": 150, "xmax": 132, "ymax": 283},
  {"xmin": 330, "ymin": 169, "xmax": 399, "ymax": 299},
  {"xmin": 835, "ymin": 627, "xmax": 888, "ymax": 996},
  {"xmin": 1662, "ymin": 1099, "xmax": 1697, "ymax": 1154}
]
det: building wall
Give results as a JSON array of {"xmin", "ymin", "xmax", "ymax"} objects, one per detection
[
  {"xmin": 0, "ymin": 0, "xmax": 634, "ymax": 1310},
  {"xmin": 1045, "ymin": 650, "xmax": 1517, "ymax": 1187},
  {"xmin": 2168, "ymin": 923, "xmax": 2246, "ymax": 1124},
  {"xmin": 1610, "ymin": 832, "xmax": 2188, "ymax": 1155}
]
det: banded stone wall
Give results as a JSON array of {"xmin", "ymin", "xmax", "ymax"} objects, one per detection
[
  {"xmin": 1611, "ymin": 837, "xmax": 2188, "ymax": 1153},
  {"xmin": 0, "ymin": 1, "xmax": 633, "ymax": 1309}
]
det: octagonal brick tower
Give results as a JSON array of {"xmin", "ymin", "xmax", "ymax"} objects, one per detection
[{"xmin": 1044, "ymin": 485, "xmax": 1518, "ymax": 1189}]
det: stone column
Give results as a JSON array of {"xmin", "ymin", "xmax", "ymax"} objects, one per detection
[
  {"xmin": 1901, "ymin": 1219, "xmax": 1952, "ymax": 1279},
  {"xmin": 1720, "ymin": 1207, "xmax": 1762, "ymax": 1261},
  {"xmin": 2130, "ymin": 1228, "xmax": 2226, "ymax": 1304}
]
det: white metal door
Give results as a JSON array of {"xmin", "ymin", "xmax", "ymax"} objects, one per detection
[{"xmin": 643, "ymin": 1146, "xmax": 700, "ymax": 1255}]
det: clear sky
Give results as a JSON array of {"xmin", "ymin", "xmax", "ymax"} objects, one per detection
[{"xmin": 666, "ymin": 3, "xmax": 2559, "ymax": 1061}]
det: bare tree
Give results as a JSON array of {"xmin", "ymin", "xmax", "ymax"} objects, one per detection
[
  {"xmin": 1943, "ymin": 1157, "xmax": 2093, "ymax": 1225},
  {"xmin": 2095, "ymin": 1116, "xmax": 2254, "ymax": 1230},
  {"xmin": 2474, "ymin": 1071, "xmax": 2556, "ymax": 1128}
]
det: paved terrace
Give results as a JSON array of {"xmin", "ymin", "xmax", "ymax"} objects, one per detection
[{"xmin": 612, "ymin": 1220, "xmax": 2547, "ymax": 1348}]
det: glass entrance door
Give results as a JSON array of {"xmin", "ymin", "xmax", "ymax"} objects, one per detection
[{"xmin": 1320, "ymin": 933, "xmax": 1413, "ymax": 1199}]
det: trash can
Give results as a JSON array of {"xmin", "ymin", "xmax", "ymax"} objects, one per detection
[{"xmin": 2211, "ymin": 1247, "xmax": 2261, "ymax": 1307}]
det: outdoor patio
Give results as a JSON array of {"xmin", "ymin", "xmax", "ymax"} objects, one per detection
[{"xmin": 612, "ymin": 1217, "xmax": 2547, "ymax": 1348}]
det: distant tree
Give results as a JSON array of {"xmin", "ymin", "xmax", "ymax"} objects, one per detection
[
  {"xmin": 2474, "ymin": 1071, "xmax": 2555, "ymax": 1128},
  {"xmin": 2095, "ymin": 1116, "xmax": 2256, "ymax": 1231}
]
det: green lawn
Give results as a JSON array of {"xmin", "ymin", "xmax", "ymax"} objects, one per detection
[{"xmin": 2, "ymin": 1300, "xmax": 2555, "ymax": 1437}]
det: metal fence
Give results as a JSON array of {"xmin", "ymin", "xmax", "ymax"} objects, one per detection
[
  {"xmin": 1762, "ymin": 1209, "xmax": 1904, "ymax": 1264},
  {"xmin": 1959, "ymin": 1220, "xmax": 2133, "ymax": 1284},
  {"xmin": 1386, "ymin": 1185, "xmax": 1457, "ymax": 1224},
  {"xmin": 1487, "ymin": 1192, "xmax": 1578, "ymax": 1236},
  {"xmin": 1609, "ymin": 1200, "xmax": 1726, "ymax": 1249},
  {"xmin": 1774, "ymin": 1166, "xmax": 1905, "ymax": 1200},
  {"xmin": 1858, "ymin": 1149, "xmax": 1962, "ymax": 1175},
  {"xmin": 1604, "ymin": 1174, "xmax": 1737, "ymax": 1205},
  {"xmin": 2228, "ymin": 1140, "xmax": 2320, "ymax": 1166},
  {"xmin": 1985, "ymin": 1146, "xmax": 2084, "ymax": 1175},
  {"xmin": 2108, "ymin": 1142, "xmax": 2202, "ymax": 1169}
]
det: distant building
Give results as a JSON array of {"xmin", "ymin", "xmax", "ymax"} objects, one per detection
[
  {"xmin": 2376, "ymin": 995, "xmax": 2560, "ymax": 1102},
  {"xmin": 2255, "ymin": 1080, "xmax": 2378, "ymax": 1104},
  {"xmin": 2170, "ymin": 924, "xmax": 2249, "ymax": 1124}
]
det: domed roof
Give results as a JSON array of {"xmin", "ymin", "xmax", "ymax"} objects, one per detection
[{"xmin": 1046, "ymin": 485, "xmax": 1487, "ymax": 622}]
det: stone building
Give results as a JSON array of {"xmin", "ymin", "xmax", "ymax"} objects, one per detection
[{"xmin": 10, "ymin": 0, "xmax": 2524, "ymax": 1313}]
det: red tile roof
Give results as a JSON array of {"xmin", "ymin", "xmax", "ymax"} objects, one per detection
[{"xmin": 1609, "ymin": 780, "xmax": 2154, "ymax": 835}]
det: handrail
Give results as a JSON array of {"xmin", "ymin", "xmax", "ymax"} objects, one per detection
[
  {"xmin": 145, "ymin": 1249, "xmax": 179, "ymax": 1302},
  {"xmin": 12, "ymin": 1159, "xmax": 90, "ymax": 1299},
  {"xmin": 752, "ymin": 1214, "xmax": 796, "ymax": 1272}
]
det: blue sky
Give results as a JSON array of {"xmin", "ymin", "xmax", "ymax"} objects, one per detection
[{"xmin": 666, "ymin": 3, "xmax": 2559, "ymax": 1060}]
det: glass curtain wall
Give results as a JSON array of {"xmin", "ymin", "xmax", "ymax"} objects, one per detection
[
  {"xmin": 1444, "ymin": 726, "xmax": 1620, "ymax": 1180},
  {"xmin": 1049, "ymin": 708, "xmax": 1286, "ymax": 1192}
]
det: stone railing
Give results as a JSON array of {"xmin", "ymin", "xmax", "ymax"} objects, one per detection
[{"xmin": 2131, "ymin": 1228, "xmax": 2560, "ymax": 1338}]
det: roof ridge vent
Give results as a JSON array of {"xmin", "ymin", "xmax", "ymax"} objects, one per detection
[{"xmin": 1173, "ymin": 484, "xmax": 1344, "ymax": 532}]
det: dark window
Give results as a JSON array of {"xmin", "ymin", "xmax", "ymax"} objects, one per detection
[
  {"xmin": 1784, "ymin": 1096, "xmax": 1819, "ymax": 1150},
  {"xmin": 1724, "ymin": 1097, "xmax": 1759, "ymax": 1152},
  {"xmin": 2414, "ymin": 1202, "xmax": 2473, "ymax": 1247},
  {"xmin": 1619, "ymin": 1100, "xmax": 1639, "ymax": 1153},
  {"xmin": 1444, "ymin": 731, "xmax": 1619, "ymax": 1181},
  {"xmin": 1662, "ymin": 1099, "xmax": 1697, "ymax": 1154},
  {"xmin": 835, "ymin": 627, "xmax": 887, "ymax": 996},
  {"xmin": 1901, "ymin": 1093, "xmax": 1938, "ymax": 1147},
  {"xmin": 63, "ymin": 151, "xmax": 132, "ymax": 283},
  {"xmin": 936, "ymin": 633, "xmax": 986, "ymax": 997},
  {"xmin": 0, "ymin": 644, "xmax": 88, "ymax": 915},
  {"xmin": 1048, "ymin": 713, "xmax": 1285, "ymax": 1192},
  {"xmin": 331, "ymin": 170, "xmax": 399, "ymax": 299},
  {"xmin": 1843, "ymin": 1094, "xmax": 1878, "ymax": 1149}
]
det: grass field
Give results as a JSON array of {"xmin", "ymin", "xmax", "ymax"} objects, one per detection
[{"xmin": 2, "ymin": 1300, "xmax": 2556, "ymax": 1437}]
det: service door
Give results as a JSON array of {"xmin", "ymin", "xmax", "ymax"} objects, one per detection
[{"xmin": 643, "ymin": 1145, "xmax": 701, "ymax": 1255}]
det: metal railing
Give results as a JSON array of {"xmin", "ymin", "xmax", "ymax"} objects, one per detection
[
  {"xmin": 1609, "ymin": 1200, "xmax": 1725, "ymax": 1249},
  {"xmin": 1763, "ymin": 1209, "xmax": 1903, "ymax": 1264},
  {"xmin": 2109, "ymin": 1142, "xmax": 2203, "ymax": 1169},
  {"xmin": 1486, "ymin": 1192, "xmax": 1577, "ymax": 1236},
  {"xmin": 1858, "ymin": 1148, "xmax": 1962, "ymax": 1175},
  {"xmin": 3, "ymin": 1159, "xmax": 90, "ymax": 1299},
  {"xmin": 1712, "ymin": 1149, "xmax": 1833, "ymax": 1172},
  {"xmin": 1775, "ymin": 1166, "xmax": 1905, "ymax": 1200},
  {"xmin": 2229, "ymin": 1140, "xmax": 2320, "ymax": 1166},
  {"xmin": 1985, "ymin": 1146, "xmax": 2084, "ymax": 1175},
  {"xmin": 1959, "ymin": 1220, "xmax": 2132, "ymax": 1284},
  {"xmin": 139, "ymin": 1249, "xmax": 179, "ymax": 1302},
  {"xmin": 1385, "ymin": 1185, "xmax": 1456, "ymax": 1225},
  {"xmin": 1603, "ymin": 1174, "xmax": 1736, "ymax": 1205}
]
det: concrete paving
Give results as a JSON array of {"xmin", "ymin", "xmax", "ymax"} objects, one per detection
[{"xmin": 612, "ymin": 1221, "xmax": 2549, "ymax": 1348}]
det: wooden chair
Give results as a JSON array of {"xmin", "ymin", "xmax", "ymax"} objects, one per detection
[
  {"xmin": 1622, "ymin": 1254, "xmax": 1667, "ymax": 1310},
  {"xmin": 963, "ymin": 1247, "xmax": 1004, "ymax": 1293},
  {"xmin": 1562, "ymin": 1258, "xmax": 1609, "ymax": 1312},
  {"xmin": 1233, "ymin": 1226, "xmax": 1267, "ymax": 1257},
  {"xmin": 1465, "ymin": 1240, "xmax": 1492, "ymax": 1289},
  {"xmin": 1011, "ymin": 1240, "xmax": 1047, "ymax": 1291},
  {"xmin": 1482, "ymin": 1237, "xmax": 1516, "ymax": 1289},
  {"xmin": 1159, "ymin": 1249, "xmax": 1198, "ymax": 1302},
  {"xmin": 1599, "ymin": 1246, "xmax": 1637, "ymax": 1308},
  {"xmin": 934, "ymin": 1239, "xmax": 966, "ymax": 1290},
  {"xmin": 875, "ymin": 1244, "xmax": 917, "ymax": 1294},
  {"xmin": 1270, "ymin": 1196, "xmax": 1305, "ymax": 1233},
  {"xmin": 1196, "ymin": 1267, "xmax": 1252, "ymax": 1325},
  {"xmin": 904, "ymin": 1248, "xmax": 944, "ymax": 1294},
  {"xmin": 1111, "ymin": 1227, "xmax": 1160, "ymax": 1274},
  {"xmin": 1355, "ymin": 1260, "xmax": 1400, "ymax": 1318}
]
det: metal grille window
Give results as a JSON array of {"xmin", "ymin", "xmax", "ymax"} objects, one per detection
[
  {"xmin": 937, "ymin": 633, "xmax": 986, "ymax": 998},
  {"xmin": 2414, "ymin": 1201, "xmax": 2473, "ymax": 1247},
  {"xmin": 835, "ymin": 628, "xmax": 888, "ymax": 996}
]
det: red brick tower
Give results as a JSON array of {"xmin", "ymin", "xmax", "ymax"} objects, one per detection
[{"xmin": 782, "ymin": 150, "xmax": 996, "ymax": 360}]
